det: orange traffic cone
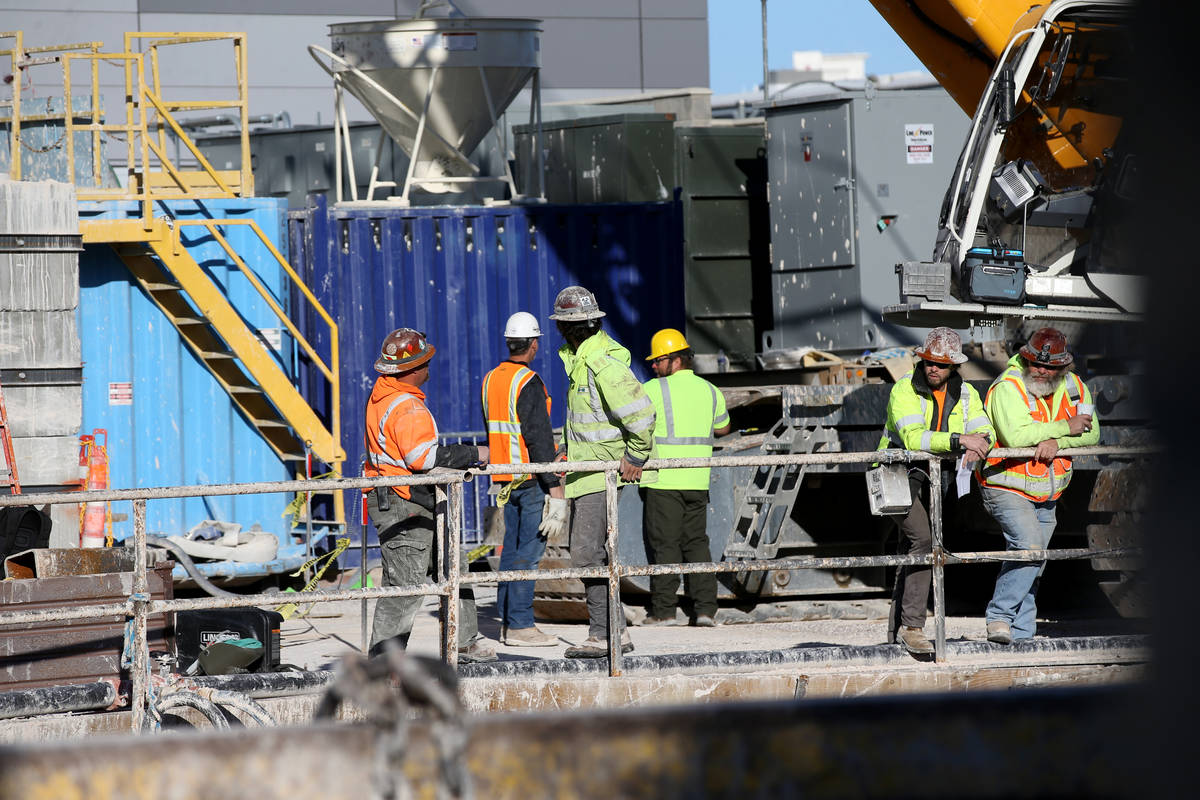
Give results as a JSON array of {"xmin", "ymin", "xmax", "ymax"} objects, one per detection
[{"xmin": 79, "ymin": 429, "xmax": 110, "ymax": 548}]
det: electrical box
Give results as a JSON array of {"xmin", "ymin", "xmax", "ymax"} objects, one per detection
[{"xmin": 865, "ymin": 463, "xmax": 913, "ymax": 516}]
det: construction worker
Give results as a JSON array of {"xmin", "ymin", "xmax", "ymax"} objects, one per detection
[
  {"xmin": 640, "ymin": 328, "xmax": 731, "ymax": 627},
  {"xmin": 877, "ymin": 327, "xmax": 994, "ymax": 655},
  {"xmin": 979, "ymin": 327, "xmax": 1099, "ymax": 644},
  {"xmin": 363, "ymin": 328, "xmax": 497, "ymax": 663},
  {"xmin": 481, "ymin": 311, "xmax": 565, "ymax": 648},
  {"xmin": 549, "ymin": 285, "xmax": 656, "ymax": 658}
]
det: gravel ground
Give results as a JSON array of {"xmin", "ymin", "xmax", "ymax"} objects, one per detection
[{"xmin": 275, "ymin": 583, "xmax": 1144, "ymax": 671}]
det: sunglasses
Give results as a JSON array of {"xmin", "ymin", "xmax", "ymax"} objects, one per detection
[{"xmin": 920, "ymin": 360, "xmax": 951, "ymax": 369}]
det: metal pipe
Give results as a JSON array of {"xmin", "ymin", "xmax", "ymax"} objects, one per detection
[
  {"xmin": 605, "ymin": 469, "xmax": 623, "ymax": 675},
  {"xmin": 0, "ymin": 445, "xmax": 1153, "ymax": 509},
  {"xmin": 761, "ymin": 0, "xmax": 769, "ymax": 105},
  {"xmin": 444, "ymin": 482, "xmax": 460, "ymax": 666},
  {"xmin": 931, "ymin": 461, "xmax": 946, "ymax": 662},
  {"xmin": 130, "ymin": 499, "xmax": 148, "ymax": 733},
  {"xmin": 0, "ymin": 682, "xmax": 117, "ymax": 720},
  {"xmin": 188, "ymin": 670, "xmax": 335, "ymax": 698}
]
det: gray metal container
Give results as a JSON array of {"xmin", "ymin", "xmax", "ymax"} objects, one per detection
[
  {"xmin": 763, "ymin": 86, "xmax": 975, "ymax": 355},
  {"xmin": 513, "ymin": 113, "xmax": 676, "ymax": 202},
  {"xmin": 0, "ymin": 180, "xmax": 84, "ymax": 543},
  {"xmin": 675, "ymin": 122, "xmax": 769, "ymax": 372}
]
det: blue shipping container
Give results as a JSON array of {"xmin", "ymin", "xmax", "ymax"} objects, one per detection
[
  {"xmin": 78, "ymin": 199, "xmax": 297, "ymax": 553},
  {"xmin": 288, "ymin": 195, "xmax": 685, "ymax": 525}
]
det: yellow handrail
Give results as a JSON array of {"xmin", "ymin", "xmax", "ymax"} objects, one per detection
[{"xmin": 171, "ymin": 219, "xmax": 342, "ymax": 476}]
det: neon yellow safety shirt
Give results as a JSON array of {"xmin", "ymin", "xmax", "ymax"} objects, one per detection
[{"xmin": 642, "ymin": 369, "xmax": 729, "ymax": 491}]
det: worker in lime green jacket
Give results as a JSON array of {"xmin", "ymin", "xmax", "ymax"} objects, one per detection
[
  {"xmin": 549, "ymin": 285, "xmax": 656, "ymax": 658},
  {"xmin": 979, "ymin": 327, "xmax": 1099, "ymax": 645},
  {"xmin": 877, "ymin": 327, "xmax": 993, "ymax": 655}
]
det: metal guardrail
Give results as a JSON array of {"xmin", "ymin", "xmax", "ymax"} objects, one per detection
[{"xmin": 0, "ymin": 445, "xmax": 1148, "ymax": 731}]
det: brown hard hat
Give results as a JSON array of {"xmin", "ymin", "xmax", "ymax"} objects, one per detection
[
  {"xmin": 1019, "ymin": 327, "xmax": 1073, "ymax": 367},
  {"xmin": 375, "ymin": 328, "xmax": 435, "ymax": 374}
]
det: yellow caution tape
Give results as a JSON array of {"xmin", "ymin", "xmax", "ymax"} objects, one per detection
[
  {"xmin": 495, "ymin": 474, "xmax": 528, "ymax": 508},
  {"xmin": 275, "ymin": 536, "xmax": 351, "ymax": 621},
  {"xmin": 466, "ymin": 542, "xmax": 494, "ymax": 563},
  {"xmin": 281, "ymin": 471, "xmax": 339, "ymax": 518}
]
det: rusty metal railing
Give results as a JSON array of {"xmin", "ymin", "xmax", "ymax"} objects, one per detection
[{"xmin": 0, "ymin": 445, "xmax": 1147, "ymax": 730}]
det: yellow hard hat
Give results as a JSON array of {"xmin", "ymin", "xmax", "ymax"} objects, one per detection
[{"xmin": 646, "ymin": 328, "xmax": 690, "ymax": 360}]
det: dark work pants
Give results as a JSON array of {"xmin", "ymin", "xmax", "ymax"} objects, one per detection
[
  {"xmin": 568, "ymin": 491, "xmax": 626, "ymax": 641},
  {"xmin": 367, "ymin": 489, "xmax": 479, "ymax": 651},
  {"xmin": 889, "ymin": 475, "xmax": 934, "ymax": 636},
  {"xmin": 641, "ymin": 487, "xmax": 718, "ymax": 619}
]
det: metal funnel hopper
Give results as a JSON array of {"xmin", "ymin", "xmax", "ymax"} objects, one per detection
[{"xmin": 322, "ymin": 16, "xmax": 541, "ymax": 197}]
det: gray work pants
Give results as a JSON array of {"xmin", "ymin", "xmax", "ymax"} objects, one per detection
[
  {"xmin": 367, "ymin": 489, "xmax": 479, "ymax": 651},
  {"xmin": 568, "ymin": 491, "xmax": 627, "ymax": 641}
]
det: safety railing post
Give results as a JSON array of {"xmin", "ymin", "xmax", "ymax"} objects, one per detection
[
  {"xmin": 605, "ymin": 469, "xmax": 624, "ymax": 676},
  {"xmin": 360, "ymin": 487, "xmax": 369, "ymax": 655},
  {"xmin": 440, "ymin": 481, "xmax": 460, "ymax": 667},
  {"xmin": 130, "ymin": 498, "xmax": 149, "ymax": 732},
  {"xmin": 929, "ymin": 455, "xmax": 947, "ymax": 662}
]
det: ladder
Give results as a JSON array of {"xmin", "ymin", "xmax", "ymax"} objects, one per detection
[
  {"xmin": 724, "ymin": 418, "xmax": 838, "ymax": 594},
  {"xmin": 0, "ymin": 380, "xmax": 20, "ymax": 494}
]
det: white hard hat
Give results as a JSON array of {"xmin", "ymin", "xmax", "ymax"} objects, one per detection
[{"xmin": 504, "ymin": 311, "xmax": 542, "ymax": 338}]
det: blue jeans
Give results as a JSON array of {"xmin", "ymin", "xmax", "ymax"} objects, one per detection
[
  {"xmin": 497, "ymin": 482, "xmax": 547, "ymax": 630},
  {"xmin": 982, "ymin": 486, "xmax": 1057, "ymax": 639}
]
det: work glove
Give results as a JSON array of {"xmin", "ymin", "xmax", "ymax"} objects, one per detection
[{"xmin": 538, "ymin": 496, "xmax": 568, "ymax": 539}]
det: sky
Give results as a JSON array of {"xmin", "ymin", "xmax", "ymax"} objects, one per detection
[{"xmin": 707, "ymin": 0, "xmax": 927, "ymax": 94}]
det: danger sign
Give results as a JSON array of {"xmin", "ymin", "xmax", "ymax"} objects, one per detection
[{"xmin": 905, "ymin": 124, "xmax": 934, "ymax": 164}]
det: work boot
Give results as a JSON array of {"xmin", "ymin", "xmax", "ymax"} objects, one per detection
[
  {"xmin": 642, "ymin": 614, "xmax": 678, "ymax": 627},
  {"xmin": 694, "ymin": 614, "xmax": 716, "ymax": 628},
  {"xmin": 564, "ymin": 631, "xmax": 634, "ymax": 658},
  {"xmin": 504, "ymin": 626, "xmax": 559, "ymax": 647},
  {"xmin": 986, "ymin": 620, "xmax": 1013, "ymax": 645},
  {"xmin": 457, "ymin": 636, "xmax": 498, "ymax": 663},
  {"xmin": 898, "ymin": 626, "xmax": 934, "ymax": 655}
]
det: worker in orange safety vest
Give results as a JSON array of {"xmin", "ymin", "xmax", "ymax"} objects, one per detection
[
  {"xmin": 481, "ymin": 311, "xmax": 565, "ymax": 648},
  {"xmin": 978, "ymin": 327, "xmax": 1100, "ymax": 645},
  {"xmin": 364, "ymin": 327, "xmax": 497, "ymax": 663}
]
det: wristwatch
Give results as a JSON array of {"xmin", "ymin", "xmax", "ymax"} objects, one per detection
[{"xmin": 950, "ymin": 433, "xmax": 961, "ymax": 451}]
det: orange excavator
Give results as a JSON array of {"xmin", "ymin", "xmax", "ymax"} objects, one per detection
[{"xmin": 869, "ymin": 1, "xmax": 1136, "ymax": 326}]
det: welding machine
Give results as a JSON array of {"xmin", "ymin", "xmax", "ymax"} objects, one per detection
[{"xmin": 174, "ymin": 608, "xmax": 283, "ymax": 675}]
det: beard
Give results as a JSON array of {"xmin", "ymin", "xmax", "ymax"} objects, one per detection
[{"xmin": 1023, "ymin": 368, "xmax": 1063, "ymax": 398}]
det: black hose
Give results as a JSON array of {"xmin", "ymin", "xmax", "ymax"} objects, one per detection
[
  {"xmin": 0, "ymin": 682, "xmax": 116, "ymax": 720},
  {"xmin": 190, "ymin": 669, "xmax": 335, "ymax": 697},
  {"xmin": 146, "ymin": 535, "xmax": 238, "ymax": 597},
  {"xmin": 156, "ymin": 692, "xmax": 229, "ymax": 729}
]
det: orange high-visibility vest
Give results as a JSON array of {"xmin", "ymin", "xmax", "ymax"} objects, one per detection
[
  {"xmin": 363, "ymin": 377, "xmax": 440, "ymax": 500},
  {"xmin": 980, "ymin": 370, "xmax": 1084, "ymax": 502},
  {"xmin": 481, "ymin": 362, "xmax": 550, "ymax": 483}
]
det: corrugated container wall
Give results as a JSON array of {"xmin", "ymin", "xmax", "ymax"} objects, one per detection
[
  {"xmin": 289, "ymin": 195, "xmax": 683, "ymax": 485},
  {"xmin": 77, "ymin": 199, "xmax": 292, "ymax": 538},
  {"xmin": 0, "ymin": 180, "xmax": 84, "ymax": 545}
]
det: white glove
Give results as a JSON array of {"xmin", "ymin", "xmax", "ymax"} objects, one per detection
[{"xmin": 538, "ymin": 496, "xmax": 568, "ymax": 539}]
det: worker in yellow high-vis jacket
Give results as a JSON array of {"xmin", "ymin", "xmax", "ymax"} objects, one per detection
[
  {"xmin": 877, "ymin": 327, "xmax": 993, "ymax": 655},
  {"xmin": 549, "ymin": 285, "xmax": 656, "ymax": 659},
  {"xmin": 639, "ymin": 328, "xmax": 731, "ymax": 628}
]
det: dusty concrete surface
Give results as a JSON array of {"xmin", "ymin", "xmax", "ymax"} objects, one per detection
[{"xmin": 275, "ymin": 581, "xmax": 1146, "ymax": 671}]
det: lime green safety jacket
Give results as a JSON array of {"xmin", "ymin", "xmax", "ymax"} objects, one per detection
[
  {"xmin": 559, "ymin": 330, "xmax": 657, "ymax": 498},
  {"xmin": 876, "ymin": 367, "xmax": 993, "ymax": 454},
  {"xmin": 641, "ymin": 370, "xmax": 729, "ymax": 491}
]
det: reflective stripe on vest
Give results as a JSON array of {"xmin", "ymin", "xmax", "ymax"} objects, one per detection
[
  {"xmin": 883, "ymin": 372, "xmax": 969, "ymax": 451},
  {"xmin": 482, "ymin": 362, "xmax": 549, "ymax": 483},
  {"xmin": 981, "ymin": 370, "xmax": 1084, "ymax": 501}
]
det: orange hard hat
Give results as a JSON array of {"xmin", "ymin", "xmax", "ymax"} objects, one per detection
[
  {"xmin": 1019, "ymin": 327, "xmax": 1073, "ymax": 367},
  {"xmin": 375, "ymin": 328, "xmax": 435, "ymax": 374}
]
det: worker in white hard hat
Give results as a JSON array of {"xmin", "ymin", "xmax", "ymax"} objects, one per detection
[
  {"xmin": 364, "ymin": 328, "xmax": 497, "ymax": 663},
  {"xmin": 876, "ymin": 326, "xmax": 993, "ymax": 656},
  {"xmin": 480, "ymin": 311, "xmax": 565, "ymax": 648},
  {"xmin": 549, "ymin": 285, "xmax": 656, "ymax": 658},
  {"xmin": 640, "ymin": 328, "xmax": 732, "ymax": 628}
]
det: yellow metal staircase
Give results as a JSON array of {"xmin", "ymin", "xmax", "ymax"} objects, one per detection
[{"xmin": 89, "ymin": 218, "xmax": 344, "ymax": 468}]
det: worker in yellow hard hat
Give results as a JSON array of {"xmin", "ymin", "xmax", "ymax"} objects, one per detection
[{"xmin": 640, "ymin": 328, "xmax": 732, "ymax": 627}]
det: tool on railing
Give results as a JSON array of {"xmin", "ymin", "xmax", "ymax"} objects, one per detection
[
  {"xmin": 78, "ymin": 429, "xmax": 111, "ymax": 547},
  {"xmin": 0, "ymin": 380, "xmax": 19, "ymax": 495}
]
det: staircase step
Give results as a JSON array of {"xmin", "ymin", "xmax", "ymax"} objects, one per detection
[
  {"xmin": 143, "ymin": 281, "xmax": 181, "ymax": 292},
  {"xmin": 200, "ymin": 351, "xmax": 235, "ymax": 360}
]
